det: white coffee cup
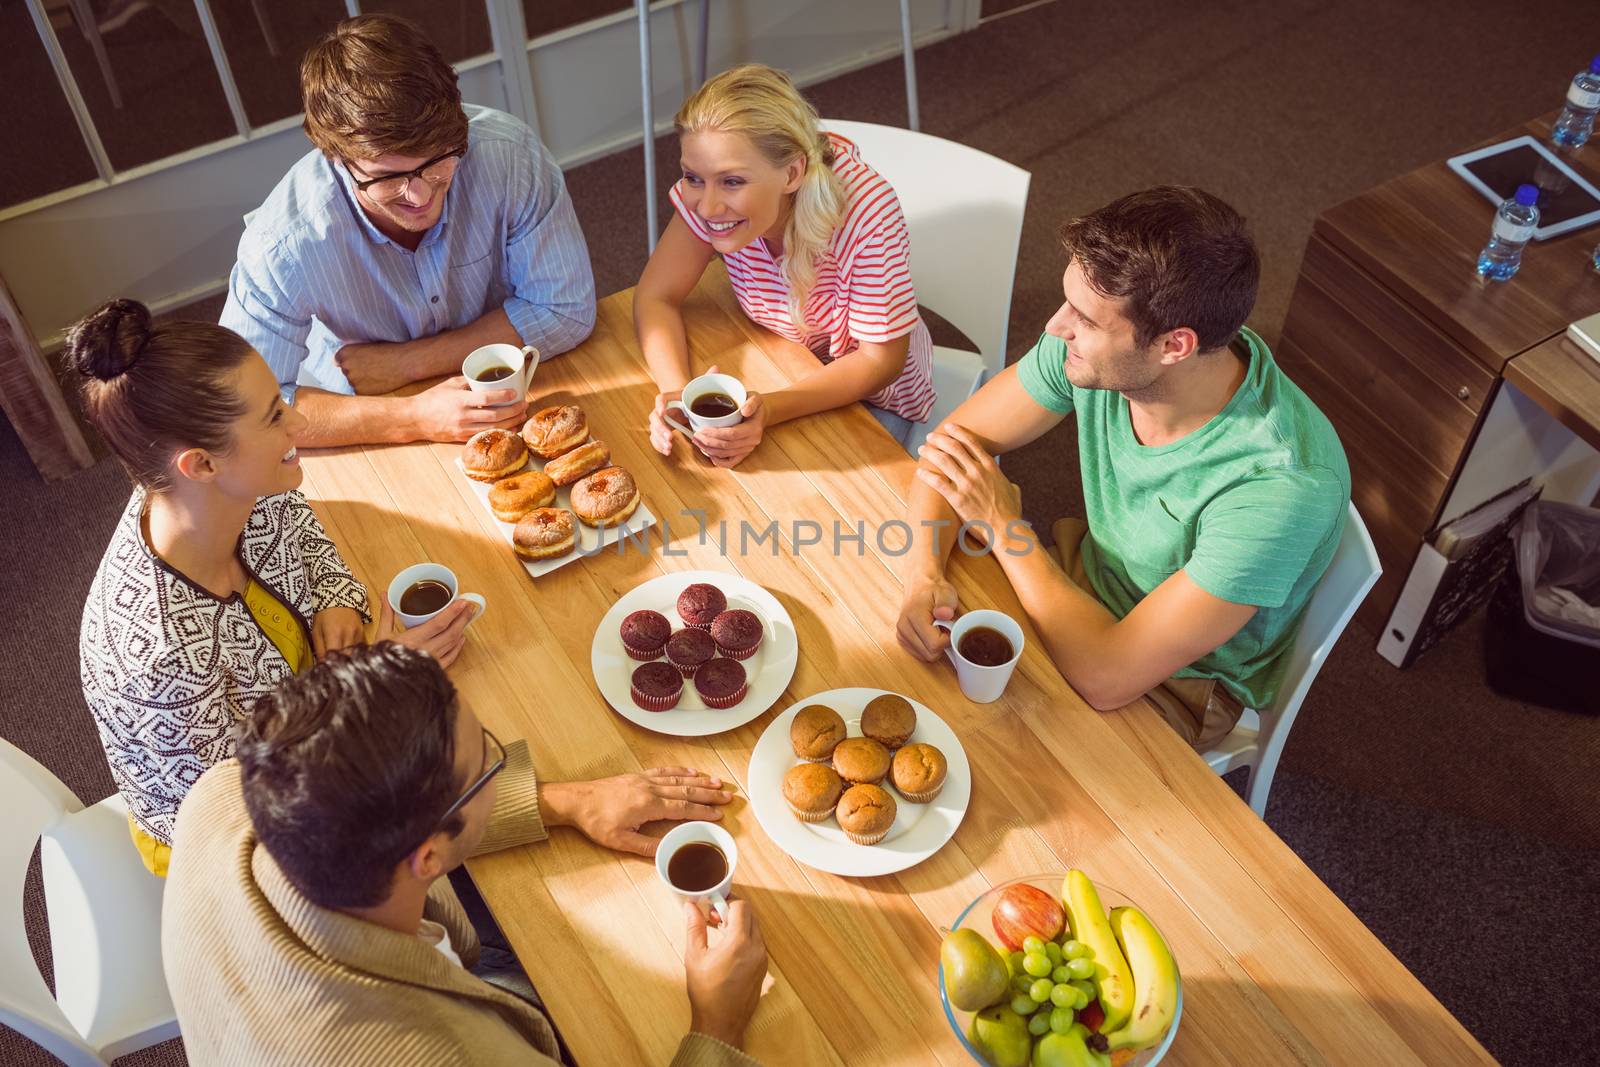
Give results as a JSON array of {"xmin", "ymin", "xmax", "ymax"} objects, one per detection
[
  {"xmin": 661, "ymin": 372, "xmax": 748, "ymax": 442},
  {"xmin": 463, "ymin": 343, "xmax": 538, "ymax": 407},
  {"xmin": 656, "ymin": 820, "xmax": 737, "ymax": 924},
  {"xmin": 934, "ymin": 609, "xmax": 1025, "ymax": 704},
  {"xmin": 386, "ymin": 563, "xmax": 487, "ymax": 629}
]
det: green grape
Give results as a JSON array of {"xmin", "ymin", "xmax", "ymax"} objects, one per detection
[
  {"xmin": 1051, "ymin": 965, "xmax": 1073, "ymax": 984},
  {"xmin": 1049, "ymin": 984, "xmax": 1076, "ymax": 1008},
  {"xmin": 1066, "ymin": 957, "xmax": 1095, "ymax": 980},
  {"xmin": 1029, "ymin": 978, "xmax": 1054, "ymax": 1003},
  {"xmin": 1044, "ymin": 941, "xmax": 1063, "ymax": 965},
  {"xmin": 1073, "ymin": 987, "xmax": 1090, "ymax": 1011},
  {"xmin": 1008, "ymin": 950, "xmax": 1026, "ymax": 976},
  {"xmin": 1028, "ymin": 1012, "xmax": 1053, "ymax": 1037},
  {"xmin": 1062, "ymin": 940, "xmax": 1090, "ymax": 960},
  {"xmin": 1022, "ymin": 935, "xmax": 1046, "ymax": 956},
  {"xmin": 1049, "ymin": 1006, "xmax": 1076, "ymax": 1034},
  {"xmin": 1012, "ymin": 974, "xmax": 1035, "ymax": 995},
  {"xmin": 1022, "ymin": 952, "xmax": 1052, "ymax": 978},
  {"xmin": 1069, "ymin": 979, "xmax": 1096, "ymax": 1000},
  {"xmin": 1009, "ymin": 994, "xmax": 1039, "ymax": 1016}
]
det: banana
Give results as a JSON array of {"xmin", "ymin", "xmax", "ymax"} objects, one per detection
[
  {"xmin": 1061, "ymin": 870, "xmax": 1135, "ymax": 1033},
  {"xmin": 1104, "ymin": 906, "xmax": 1180, "ymax": 1053}
]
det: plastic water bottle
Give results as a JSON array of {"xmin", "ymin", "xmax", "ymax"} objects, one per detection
[
  {"xmin": 1551, "ymin": 54, "xmax": 1600, "ymax": 148},
  {"xmin": 1476, "ymin": 184, "xmax": 1540, "ymax": 282},
  {"xmin": 1592, "ymin": 240, "xmax": 1600, "ymax": 273}
]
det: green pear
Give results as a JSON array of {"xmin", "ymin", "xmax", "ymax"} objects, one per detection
[
  {"xmin": 1031, "ymin": 1025, "xmax": 1111, "ymax": 1067},
  {"xmin": 942, "ymin": 928, "xmax": 1010, "ymax": 1011},
  {"xmin": 968, "ymin": 1004, "xmax": 1032, "ymax": 1067}
]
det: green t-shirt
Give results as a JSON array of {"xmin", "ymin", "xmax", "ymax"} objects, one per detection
[{"xmin": 1016, "ymin": 327, "xmax": 1350, "ymax": 709}]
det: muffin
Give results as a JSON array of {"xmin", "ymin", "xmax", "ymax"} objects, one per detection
[
  {"xmin": 710, "ymin": 609, "xmax": 763, "ymax": 660},
  {"xmin": 693, "ymin": 658, "xmax": 749, "ymax": 710},
  {"xmin": 630, "ymin": 661, "xmax": 683, "ymax": 712},
  {"xmin": 831, "ymin": 737, "xmax": 891, "ymax": 787},
  {"xmin": 890, "ymin": 743, "xmax": 948, "ymax": 804},
  {"xmin": 664, "ymin": 627, "xmax": 716, "ymax": 678},
  {"xmin": 836, "ymin": 784, "xmax": 897, "ymax": 846},
  {"xmin": 782, "ymin": 763, "xmax": 844, "ymax": 824},
  {"xmin": 676, "ymin": 583, "xmax": 727, "ymax": 629},
  {"xmin": 860, "ymin": 694, "xmax": 916, "ymax": 749},
  {"xmin": 789, "ymin": 704, "xmax": 847, "ymax": 763},
  {"xmin": 462, "ymin": 428, "xmax": 528, "ymax": 482},
  {"xmin": 619, "ymin": 610, "xmax": 672, "ymax": 661}
]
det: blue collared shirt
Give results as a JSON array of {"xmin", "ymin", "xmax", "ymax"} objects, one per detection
[{"xmin": 221, "ymin": 105, "xmax": 595, "ymax": 398}]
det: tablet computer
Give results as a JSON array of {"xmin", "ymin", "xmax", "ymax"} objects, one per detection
[{"xmin": 1447, "ymin": 136, "xmax": 1600, "ymax": 240}]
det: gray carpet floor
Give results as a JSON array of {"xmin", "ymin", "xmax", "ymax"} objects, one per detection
[{"xmin": 6, "ymin": 1, "xmax": 1600, "ymax": 1064}]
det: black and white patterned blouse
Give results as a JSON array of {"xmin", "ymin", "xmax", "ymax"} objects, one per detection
[{"xmin": 79, "ymin": 489, "xmax": 370, "ymax": 844}]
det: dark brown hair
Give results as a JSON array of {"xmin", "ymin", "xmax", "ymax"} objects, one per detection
[
  {"xmin": 1058, "ymin": 186, "xmax": 1260, "ymax": 351},
  {"xmin": 300, "ymin": 14, "xmax": 468, "ymax": 163},
  {"xmin": 237, "ymin": 643, "xmax": 464, "ymax": 909},
  {"xmin": 66, "ymin": 299, "xmax": 255, "ymax": 492}
]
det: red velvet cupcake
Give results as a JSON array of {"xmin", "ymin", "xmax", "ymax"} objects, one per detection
[
  {"xmin": 693, "ymin": 657, "xmax": 748, "ymax": 709},
  {"xmin": 710, "ymin": 608, "xmax": 764, "ymax": 660},
  {"xmin": 630, "ymin": 661, "xmax": 683, "ymax": 711},
  {"xmin": 676, "ymin": 583, "xmax": 727, "ymax": 630},
  {"xmin": 619, "ymin": 609, "xmax": 671, "ymax": 661},
  {"xmin": 665, "ymin": 627, "xmax": 716, "ymax": 678}
]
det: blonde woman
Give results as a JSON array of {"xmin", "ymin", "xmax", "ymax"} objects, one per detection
[{"xmin": 637, "ymin": 64, "xmax": 935, "ymax": 465}]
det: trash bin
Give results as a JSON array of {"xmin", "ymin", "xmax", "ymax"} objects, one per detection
[{"xmin": 1484, "ymin": 500, "xmax": 1600, "ymax": 713}]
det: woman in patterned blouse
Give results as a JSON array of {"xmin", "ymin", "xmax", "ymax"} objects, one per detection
[{"xmin": 71, "ymin": 299, "xmax": 474, "ymax": 874}]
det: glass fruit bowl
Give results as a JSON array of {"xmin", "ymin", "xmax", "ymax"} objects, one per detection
[{"xmin": 939, "ymin": 872, "xmax": 1182, "ymax": 1066}]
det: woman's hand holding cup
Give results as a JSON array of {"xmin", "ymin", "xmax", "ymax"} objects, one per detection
[{"xmin": 376, "ymin": 598, "xmax": 475, "ymax": 668}]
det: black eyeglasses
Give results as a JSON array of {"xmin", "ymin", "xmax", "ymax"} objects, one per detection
[
  {"xmin": 347, "ymin": 146, "xmax": 466, "ymax": 203},
  {"xmin": 428, "ymin": 726, "xmax": 506, "ymax": 838}
]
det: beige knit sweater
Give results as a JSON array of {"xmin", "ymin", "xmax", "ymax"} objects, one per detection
[{"xmin": 163, "ymin": 749, "xmax": 761, "ymax": 1067}]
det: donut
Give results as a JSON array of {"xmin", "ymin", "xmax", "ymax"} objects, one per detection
[
  {"xmin": 521, "ymin": 404, "xmax": 588, "ymax": 459},
  {"xmin": 488, "ymin": 470, "xmax": 556, "ymax": 523},
  {"xmin": 570, "ymin": 466, "xmax": 640, "ymax": 528},
  {"xmin": 512, "ymin": 508, "xmax": 577, "ymax": 560},
  {"xmin": 463, "ymin": 429, "xmax": 528, "ymax": 482},
  {"xmin": 544, "ymin": 439, "xmax": 611, "ymax": 487}
]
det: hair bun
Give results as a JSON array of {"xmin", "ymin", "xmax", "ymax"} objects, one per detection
[{"xmin": 67, "ymin": 298, "xmax": 152, "ymax": 382}]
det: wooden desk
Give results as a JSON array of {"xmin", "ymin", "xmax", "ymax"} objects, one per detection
[
  {"xmin": 1277, "ymin": 112, "xmax": 1600, "ymax": 629},
  {"xmin": 299, "ymin": 269, "xmax": 1491, "ymax": 1067},
  {"xmin": 1505, "ymin": 334, "xmax": 1600, "ymax": 454}
]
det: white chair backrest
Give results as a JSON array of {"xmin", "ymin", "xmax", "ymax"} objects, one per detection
[
  {"xmin": 823, "ymin": 119, "xmax": 1030, "ymax": 381},
  {"xmin": 1263, "ymin": 501, "xmax": 1381, "ymax": 725},
  {"xmin": 0, "ymin": 738, "xmax": 104, "ymax": 1066}
]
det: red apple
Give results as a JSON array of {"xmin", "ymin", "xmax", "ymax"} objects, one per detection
[{"xmin": 990, "ymin": 883, "xmax": 1065, "ymax": 951}]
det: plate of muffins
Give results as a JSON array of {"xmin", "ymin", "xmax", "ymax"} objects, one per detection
[
  {"xmin": 590, "ymin": 570, "xmax": 799, "ymax": 736},
  {"xmin": 747, "ymin": 688, "xmax": 971, "ymax": 877},
  {"xmin": 455, "ymin": 404, "xmax": 657, "ymax": 576}
]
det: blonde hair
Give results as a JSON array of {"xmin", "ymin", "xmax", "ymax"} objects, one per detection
[{"xmin": 675, "ymin": 64, "xmax": 846, "ymax": 328}]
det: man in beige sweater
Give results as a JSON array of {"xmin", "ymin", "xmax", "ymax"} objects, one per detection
[{"xmin": 163, "ymin": 643, "xmax": 766, "ymax": 1065}]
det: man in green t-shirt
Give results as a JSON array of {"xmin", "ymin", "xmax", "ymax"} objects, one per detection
[{"xmin": 896, "ymin": 186, "xmax": 1349, "ymax": 749}]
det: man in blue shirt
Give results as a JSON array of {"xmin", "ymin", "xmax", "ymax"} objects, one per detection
[{"xmin": 221, "ymin": 15, "xmax": 596, "ymax": 447}]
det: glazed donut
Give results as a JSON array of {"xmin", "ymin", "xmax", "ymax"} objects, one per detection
[
  {"xmin": 488, "ymin": 470, "xmax": 556, "ymax": 523},
  {"xmin": 513, "ymin": 508, "xmax": 577, "ymax": 560},
  {"xmin": 462, "ymin": 429, "xmax": 528, "ymax": 482},
  {"xmin": 521, "ymin": 404, "xmax": 588, "ymax": 459},
  {"xmin": 570, "ymin": 466, "xmax": 640, "ymax": 528},
  {"xmin": 544, "ymin": 439, "xmax": 610, "ymax": 487}
]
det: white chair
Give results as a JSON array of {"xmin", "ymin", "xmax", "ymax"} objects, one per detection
[
  {"xmin": 0, "ymin": 738, "xmax": 178, "ymax": 1066},
  {"xmin": 1203, "ymin": 502, "xmax": 1382, "ymax": 817},
  {"xmin": 822, "ymin": 119, "xmax": 1031, "ymax": 456}
]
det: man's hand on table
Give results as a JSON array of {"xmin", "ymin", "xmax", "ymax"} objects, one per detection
[
  {"xmin": 686, "ymin": 896, "xmax": 768, "ymax": 1050},
  {"xmin": 896, "ymin": 575, "xmax": 958, "ymax": 663},
  {"xmin": 539, "ymin": 768, "xmax": 733, "ymax": 857},
  {"xmin": 407, "ymin": 375, "xmax": 528, "ymax": 442},
  {"xmin": 336, "ymin": 340, "xmax": 422, "ymax": 396},
  {"xmin": 915, "ymin": 423, "xmax": 1022, "ymax": 532}
]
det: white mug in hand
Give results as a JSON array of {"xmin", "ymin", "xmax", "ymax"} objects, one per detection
[
  {"xmin": 463, "ymin": 343, "xmax": 538, "ymax": 407},
  {"xmin": 656, "ymin": 820, "xmax": 738, "ymax": 924},
  {"xmin": 661, "ymin": 373, "xmax": 747, "ymax": 444},
  {"xmin": 934, "ymin": 609, "xmax": 1025, "ymax": 704},
  {"xmin": 386, "ymin": 563, "xmax": 487, "ymax": 629}
]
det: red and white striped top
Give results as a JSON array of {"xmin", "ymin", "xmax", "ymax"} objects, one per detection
[{"xmin": 669, "ymin": 133, "xmax": 936, "ymax": 422}]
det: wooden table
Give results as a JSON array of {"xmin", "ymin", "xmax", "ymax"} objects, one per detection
[{"xmin": 299, "ymin": 268, "xmax": 1492, "ymax": 1067}]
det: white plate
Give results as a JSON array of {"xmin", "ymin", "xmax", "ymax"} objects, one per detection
[
  {"xmin": 455, "ymin": 455, "xmax": 657, "ymax": 577},
  {"xmin": 748, "ymin": 688, "xmax": 971, "ymax": 877},
  {"xmin": 591, "ymin": 570, "xmax": 799, "ymax": 737}
]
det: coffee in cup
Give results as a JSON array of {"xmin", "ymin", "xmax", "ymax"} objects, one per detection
[
  {"xmin": 656, "ymin": 820, "xmax": 737, "ymax": 923},
  {"xmin": 386, "ymin": 563, "xmax": 487, "ymax": 629},
  {"xmin": 934, "ymin": 609, "xmax": 1025, "ymax": 703},
  {"xmin": 463, "ymin": 343, "xmax": 539, "ymax": 407},
  {"xmin": 662, "ymin": 373, "xmax": 748, "ymax": 445}
]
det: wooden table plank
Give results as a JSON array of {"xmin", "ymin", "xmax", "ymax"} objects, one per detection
[
  {"xmin": 297, "ymin": 268, "xmax": 1491, "ymax": 1067},
  {"xmin": 1504, "ymin": 334, "xmax": 1600, "ymax": 455}
]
